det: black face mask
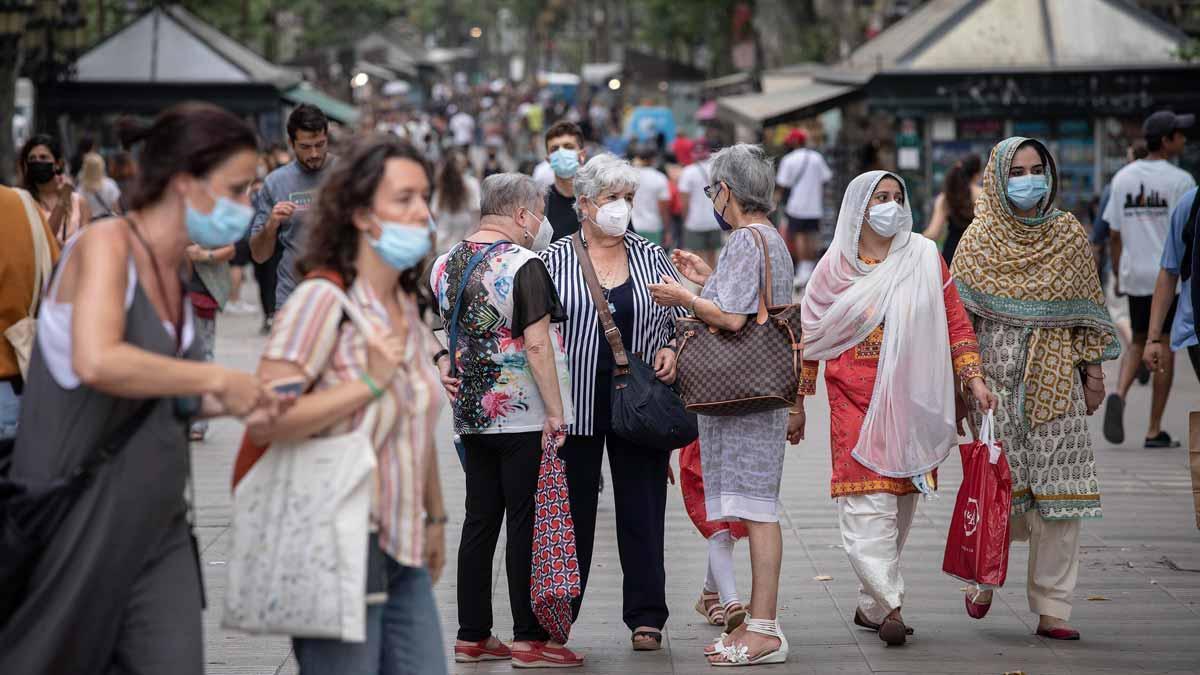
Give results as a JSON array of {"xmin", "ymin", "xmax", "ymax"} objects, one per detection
[{"xmin": 26, "ymin": 161, "xmax": 56, "ymax": 185}]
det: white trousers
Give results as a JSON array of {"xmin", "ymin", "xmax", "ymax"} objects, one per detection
[
  {"xmin": 838, "ymin": 493, "xmax": 918, "ymax": 624},
  {"xmin": 1011, "ymin": 509, "xmax": 1081, "ymax": 620}
]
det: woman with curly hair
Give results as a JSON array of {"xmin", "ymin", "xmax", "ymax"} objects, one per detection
[{"xmin": 246, "ymin": 134, "xmax": 450, "ymax": 674}]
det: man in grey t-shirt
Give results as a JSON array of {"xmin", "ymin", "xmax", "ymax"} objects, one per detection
[{"xmin": 250, "ymin": 104, "xmax": 334, "ymax": 307}]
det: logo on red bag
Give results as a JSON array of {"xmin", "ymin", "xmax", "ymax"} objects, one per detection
[{"xmin": 963, "ymin": 497, "xmax": 979, "ymax": 537}]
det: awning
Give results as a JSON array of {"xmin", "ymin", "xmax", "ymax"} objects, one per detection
[
  {"xmin": 282, "ymin": 84, "xmax": 360, "ymax": 126},
  {"xmin": 716, "ymin": 80, "xmax": 861, "ymax": 129}
]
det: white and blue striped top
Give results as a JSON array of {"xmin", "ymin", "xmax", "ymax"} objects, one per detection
[{"xmin": 540, "ymin": 233, "xmax": 689, "ymax": 436}]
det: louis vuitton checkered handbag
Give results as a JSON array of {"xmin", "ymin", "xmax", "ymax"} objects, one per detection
[{"xmin": 674, "ymin": 226, "xmax": 802, "ymax": 417}]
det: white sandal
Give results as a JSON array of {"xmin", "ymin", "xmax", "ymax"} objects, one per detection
[{"xmin": 710, "ymin": 618, "xmax": 788, "ymax": 667}]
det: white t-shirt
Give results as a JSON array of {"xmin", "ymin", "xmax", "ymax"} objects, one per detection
[
  {"xmin": 1103, "ymin": 158, "xmax": 1196, "ymax": 296},
  {"xmin": 531, "ymin": 160, "xmax": 555, "ymax": 188},
  {"xmin": 449, "ymin": 112, "xmax": 475, "ymax": 146},
  {"xmin": 632, "ymin": 166, "xmax": 670, "ymax": 233},
  {"xmin": 776, "ymin": 148, "xmax": 832, "ymax": 220},
  {"xmin": 678, "ymin": 161, "xmax": 719, "ymax": 232}
]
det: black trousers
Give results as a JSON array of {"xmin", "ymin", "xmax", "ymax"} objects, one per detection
[
  {"xmin": 253, "ymin": 248, "xmax": 281, "ymax": 317},
  {"xmin": 559, "ymin": 375, "xmax": 671, "ymax": 630},
  {"xmin": 456, "ymin": 431, "xmax": 549, "ymax": 643}
]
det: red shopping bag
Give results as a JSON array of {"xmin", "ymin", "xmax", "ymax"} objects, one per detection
[
  {"xmin": 530, "ymin": 435, "xmax": 581, "ymax": 643},
  {"xmin": 943, "ymin": 411, "xmax": 1012, "ymax": 587}
]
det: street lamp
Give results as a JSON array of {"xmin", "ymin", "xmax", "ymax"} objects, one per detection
[
  {"xmin": 608, "ymin": 78, "xmax": 621, "ymax": 91},
  {"xmin": 469, "ymin": 26, "xmax": 482, "ymax": 39}
]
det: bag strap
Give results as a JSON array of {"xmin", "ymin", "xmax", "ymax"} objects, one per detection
[
  {"xmin": 447, "ymin": 241, "xmax": 509, "ymax": 376},
  {"xmin": 744, "ymin": 225, "xmax": 773, "ymax": 325},
  {"xmin": 70, "ymin": 398, "xmax": 159, "ymax": 484},
  {"xmin": 306, "ymin": 279, "xmax": 388, "ymax": 433},
  {"xmin": 14, "ymin": 188, "xmax": 52, "ymax": 319},
  {"xmin": 571, "ymin": 233, "xmax": 628, "ymax": 368}
]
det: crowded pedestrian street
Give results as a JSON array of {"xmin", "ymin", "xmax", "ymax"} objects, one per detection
[
  {"xmin": 186, "ymin": 298, "xmax": 1200, "ymax": 675},
  {"xmin": 4, "ymin": 2, "xmax": 1200, "ymax": 674}
]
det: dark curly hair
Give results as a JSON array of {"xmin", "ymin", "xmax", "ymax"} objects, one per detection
[
  {"xmin": 943, "ymin": 153, "xmax": 982, "ymax": 225},
  {"xmin": 297, "ymin": 134, "xmax": 434, "ymax": 310}
]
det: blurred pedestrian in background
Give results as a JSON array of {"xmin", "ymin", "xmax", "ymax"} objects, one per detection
[
  {"xmin": 248, "ymin": 135, "xmax": 448, "ymax": 675},
  {"xmin": 1102, "ymin": 111, "xmax": 1195, "ymax": 448},
  {"xmin": 78, "ymin": 151, "xmax": 123, "ymax": 220},
  {"xmin": 775, "ymin": 128, "xmax": 833, "ymax": 289},
  {"xmin": 432, "ymin": 149, "xmax": 481, "ymax": 254},
  {"xmin": 922, "ymin": 154, "xmax": 982, "ymax": 265},
  {"xmin": 630, "ymin": 145, "xmax": 672, "ymax": 246},
  {"xmin": 0, "ymin": 102, "xmax": 277, "ymax": 675},
  {"xmin": 0, "ymin": 184, "xmax": 60, "ymax": 449},
  {"xmin": 676, "ymin": 140, "xmax": 722, "ymax": 268},
  {"xmin": 250, "ymin": 104, "xmax": 334, "ymax": 308},
  {"xmin": 431, "ymin": 173, "xmax": 582, "ymax": 668},
  {"xmin": 953, "ymin": 137, "xmax": 1120, "ymax": 641},
  {"xmin": 20, "ymin": 133, "xmax": 88, "ymax": 243}
]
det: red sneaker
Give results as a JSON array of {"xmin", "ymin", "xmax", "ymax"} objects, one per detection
[
  {"xmin": 1036, "ymin": 626, "xmax": 1081, "ymax": 641},
  {"xmin": 454, "ymin": 637, "xmax": 512, "ymax": 662},
  {"xmin": 511, "ymin": 642, "xmax": 584, "ymax": 668}
]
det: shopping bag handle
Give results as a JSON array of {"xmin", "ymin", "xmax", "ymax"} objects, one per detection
[{"xmin": 979, "ymin": 410, "xmax": 1001, "ymax": 465}]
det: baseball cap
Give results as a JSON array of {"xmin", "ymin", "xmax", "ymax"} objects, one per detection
[
  {"xmin": 785, "ymin": 128, "xmax": 808, "ymax": 146},
  {"xmin": 1143, "ymin": 110, "xmax": 1194, "ymax": 139}
]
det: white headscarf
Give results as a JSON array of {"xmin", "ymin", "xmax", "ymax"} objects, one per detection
[{"xmin": 800, "ymin": 171, "xmax": 955, "ymax": 478}]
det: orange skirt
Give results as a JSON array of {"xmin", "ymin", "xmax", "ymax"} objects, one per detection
[{"xmin": 680, "ymin": 440, "xmax": 748, "ymax": 540}]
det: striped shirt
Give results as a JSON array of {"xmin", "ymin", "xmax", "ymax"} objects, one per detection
[
  {"xmin": 263, "ymin": 277, "xmax": 442, "ymax": 568},
  {"xmin": 541, "ymin": 233, "xmax": 688, "ymax": 436}
]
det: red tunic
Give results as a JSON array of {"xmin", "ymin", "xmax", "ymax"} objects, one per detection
[{"xmin": 800, "ymin": 256, "xmax": 982, "ymax": 499}]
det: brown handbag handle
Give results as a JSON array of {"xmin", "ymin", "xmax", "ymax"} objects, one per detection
[
  {"xmin": 571, "ymin": 233, "xmax": 630, "ymax": 368},
  {"xmin": 744, "ymin": 224, "xmax": 772, "ymax": 325}
]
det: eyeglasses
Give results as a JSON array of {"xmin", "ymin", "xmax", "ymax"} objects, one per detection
[{"xmin": 703, "ymin": 183, "xmax": 720, "ymax": 199}]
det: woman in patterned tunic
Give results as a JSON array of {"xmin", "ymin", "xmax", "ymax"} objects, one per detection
[
  {"xmin": 951, "ymin": 137, "xmax": 1120, "ymax": 641},
  {"xmin": 799, "ymin": 171, "xmax": 996, "ymax": 646}
]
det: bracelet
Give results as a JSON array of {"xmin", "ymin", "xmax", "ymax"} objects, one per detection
[
  {"xmin": 1084, "ymin": 372, "xmax": 1104, "ymax": 380},
  {"xmin": 361, "ymin": 373, "xmax": 385, "ymax": 399},
  {"xmin": 788, "ymin": 409, "xmax": 804, "ymax": 416},
  {"xmin": 689, "ymin": 295, "xmax": 701, "ymax": 314},
  {"xmin": 425, "ymin": 514, "xmax": 449, "ymax": 526},
  {"xmin": 432, "ymin": 349, "xmax": 449, "ymax": 366}
]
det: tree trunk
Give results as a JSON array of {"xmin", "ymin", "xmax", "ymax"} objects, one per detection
[{"xmin": 0, "ymin": 36, "xmax": 23, "ymax": 186}]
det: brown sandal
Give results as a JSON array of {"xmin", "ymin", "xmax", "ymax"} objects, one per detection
[
  {"xmin": 695, "ymin": 592, "xmax": 725, "ymax": 626},
  {"xmin": 632, "ymin": 630, "xmax": 662, "ymax": 651}
]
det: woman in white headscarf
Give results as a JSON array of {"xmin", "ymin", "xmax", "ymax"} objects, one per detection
[{"xmin": 797, "ymin": 171, "xmax": 997, "ymax": 645}]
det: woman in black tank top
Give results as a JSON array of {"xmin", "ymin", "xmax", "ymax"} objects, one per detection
[{"xmin": 924, "ymin": 154, "xmax": 983, "ymax": 266}]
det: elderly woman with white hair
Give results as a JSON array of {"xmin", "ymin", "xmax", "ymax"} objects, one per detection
[
  {"xmin": 541, "ymin": 153, "xmax": 687, "ymax": 652},
  {"xmin": 648, "ymin": 144, "xmax": 795, "ymax": 666}
]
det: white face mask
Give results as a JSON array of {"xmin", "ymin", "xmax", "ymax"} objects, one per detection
[
  {"xmin": 866, "ymin": 200, "xmax": 910, "ymax": 238},
  {"xmin": 522, "ymin": 211, "xmax": 553, "ymax": 251},
  {"xmin": 593, "ymin": 199, "xmax": 631, "ymax": 237}
]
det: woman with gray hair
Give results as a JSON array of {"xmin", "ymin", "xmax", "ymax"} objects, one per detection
[
  {"xmin": 541, "ymin": 153, "xmax": 687, "ymax": 651},
  {"xmin": 649, "ymin": 144, "xmax": 795, "ymax": 666},
  {"xmin": 430, "ymin": 172, "xmax": 583, "ymax": 668}
]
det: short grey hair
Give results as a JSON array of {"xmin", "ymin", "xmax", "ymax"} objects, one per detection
[
  {"xmin": 480, "ymin": 173, "xmax": 544, "ymax": 218},
  {"xmin": 710, "ymin": 143, "xmax": 776, "ymax": 214},
  {"xmin": 572, "ymin": 153, "xmax": 640, "ymax": 219}
]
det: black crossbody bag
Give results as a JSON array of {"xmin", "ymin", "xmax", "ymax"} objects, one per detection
[{"xmin": 0, "ymin": 399, "xmax": 157, "ymax": 625}]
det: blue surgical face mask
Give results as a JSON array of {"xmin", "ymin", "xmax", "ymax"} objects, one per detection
[
  {"xmin": 369, "ymin": 216, "xmax": 432, "ymax": 271},
  {"xmin": 549, "ymin": 148, "xmax": 580, "ymax": 178},
  {"xmin": 185, "ymin": 189, "xmax": 254, "ymax": 248},
  {"xmin": 1006, "ymin": 174, "xmax": 1049, "ymax": 212},
  {"xmin": 711, "ymin": 184, "xmax": 733, "ymax": 231}
]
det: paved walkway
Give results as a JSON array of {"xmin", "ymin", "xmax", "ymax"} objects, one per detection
[{"xmin": 198, "ymin": 309, "xmax": 1200, "ymax": 675}]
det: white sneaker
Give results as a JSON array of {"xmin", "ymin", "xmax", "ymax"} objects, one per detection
[{"xmin": 225, "ymin": 300, "xmax": 257, "ymax": 315}]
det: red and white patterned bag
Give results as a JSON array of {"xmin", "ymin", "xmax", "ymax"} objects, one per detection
[{"xmin": 530, "ymin": 435, "xmax": 581, "ymax": 644}]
